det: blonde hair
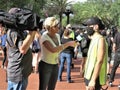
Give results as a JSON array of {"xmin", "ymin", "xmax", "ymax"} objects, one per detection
[
  {"xmin": 63, "ymin": 29, "xmax": 70, "ymax": 37},
  {"xmin": 44, "ymin": 17, "xmax": 59, "ymax": 30}
]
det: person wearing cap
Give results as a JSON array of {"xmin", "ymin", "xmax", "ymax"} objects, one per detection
[
  {"xmin": 109, "ymin": 26, "xmax": 120, "ymax": 87},
  {"xmin": 7, "ymin": 8, "xmax": 36, "ymax": 90},
  {"xmin": 83, "ymin": 17, "xmax": 108, "ymax": 90},
  {"xmin": 38, "ymin": 17, "xmax": 76, "ymax": 90}
]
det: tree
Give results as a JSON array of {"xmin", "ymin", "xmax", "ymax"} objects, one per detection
[
  {"xmin": 71, "ymin": 0, "xmax": 120, "ymax": 28},
  {"xmin": 44, "ymin": 0, "xmax": 72, "ymax": 28},
  {"xmin": 0, "ymin": 0, "xmax": 46, "ymax": 17},
  {"xmin": 0, "ymin": 0, "xmax": 119, "ymax": 28}
]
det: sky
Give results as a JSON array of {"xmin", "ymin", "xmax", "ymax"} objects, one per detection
[{"xmin": 67, "ymin": 0, "xmax": 87, "ymax": 3}]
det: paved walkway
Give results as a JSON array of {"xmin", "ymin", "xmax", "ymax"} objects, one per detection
[{"xmin": 0, "ymin": 52, "xmax": 120, "ymax": 90}]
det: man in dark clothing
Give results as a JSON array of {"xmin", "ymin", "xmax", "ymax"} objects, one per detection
[
  {"xmin": 7, "ymin": 8, "xmax": 36, "ymax": 90},
  {"xmin": 109, "ymin": 27, "xmax": 120, "ymax": 87}
]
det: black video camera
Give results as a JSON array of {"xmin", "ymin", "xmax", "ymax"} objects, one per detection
[{"xmin": 0, "ymin": 8, "xmax": 41, "ymax": 31}]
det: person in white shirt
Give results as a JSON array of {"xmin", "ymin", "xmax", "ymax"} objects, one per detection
[{"xmin": 38, "ymin": 17, "xmax": 76, "ymax": 90}]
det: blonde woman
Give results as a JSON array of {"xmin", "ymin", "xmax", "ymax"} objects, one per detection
[{"xmin": 38, "ymin": 17, "xmax": 76, "ymax": 90}]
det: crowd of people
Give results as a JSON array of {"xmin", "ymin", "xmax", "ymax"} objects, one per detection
[{"xmin": 0, "ymin": 7, "xmax": 120, "ymax": 90}]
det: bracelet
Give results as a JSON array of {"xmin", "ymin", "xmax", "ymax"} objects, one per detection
[{"xmin": 62, "ymin": 44, "xmax": 64, "ymax": 50}]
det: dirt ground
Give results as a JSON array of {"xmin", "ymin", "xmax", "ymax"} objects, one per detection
[{"xmin": 0, "ymin": 53, "xmax": 120, "ymax": 90}]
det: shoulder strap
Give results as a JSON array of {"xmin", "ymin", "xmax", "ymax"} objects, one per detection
[{"xmin": 6, "ymin": 30, "xmax": 14, "ymax": 47}]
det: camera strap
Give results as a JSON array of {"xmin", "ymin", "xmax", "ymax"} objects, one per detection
[{"xmin": 6, "ymin": 30, "xmax": 15, "ymax": 47}]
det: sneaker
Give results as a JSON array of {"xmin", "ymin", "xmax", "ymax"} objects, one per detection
[
  {"xmin": 67, "ymin": 80, "xmax": 73, "ymax": 83},
  {"xmin": 109, "ymin": 82, "xmax": 113, "ymax": 87}
]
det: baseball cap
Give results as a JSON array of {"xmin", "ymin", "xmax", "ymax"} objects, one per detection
[{"xmin": 83, "ymin": 17, "xmax": 105, "ymax": 30}]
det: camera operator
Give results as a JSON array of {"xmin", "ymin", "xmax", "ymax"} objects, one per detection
[
  {"xmin": 83, "ymin": 17, "xmax": 108, "ymax": 90},
  {"xmin": 6, "ymin": 8, "xmax": 36, "ymax": 90}
]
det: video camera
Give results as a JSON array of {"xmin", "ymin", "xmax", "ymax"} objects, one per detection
[{"xmin": 0, "ymin": 8, "xmax": 41, "ymax": 31}]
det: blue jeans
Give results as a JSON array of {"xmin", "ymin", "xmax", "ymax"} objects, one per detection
[
  {"xmin": 58, "ymin": 52, "xmax": 72, "ymax": 80},
  {"xmin": 38, "ymin": 61, "xmax": 58, "ymax": 90},
  {"xmin": 7, "ymin": 78, "xmax": 28, "ymax": 90}
]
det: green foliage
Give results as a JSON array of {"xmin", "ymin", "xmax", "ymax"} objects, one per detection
[
  {"xmin": 0, "ymin": 0, "xmax": 46, "ymax": 17},
  {"xmin": 0, "ymin": 0, "xmax": 119, "ymax": 28},
  {"xmin": 44, "ymin": 0, "xmax": 71, "ymax": 27},
  {"xmin": 71, "ymin": 0, "xmax": 120, "ymax": 28}
]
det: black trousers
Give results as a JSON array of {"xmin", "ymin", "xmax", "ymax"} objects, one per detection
[{"xmin": 110, "ymin": 52, "xmax": 120, "ymax": 82}]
